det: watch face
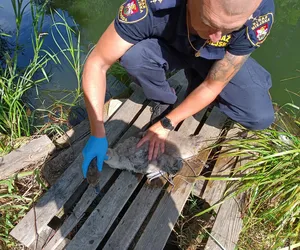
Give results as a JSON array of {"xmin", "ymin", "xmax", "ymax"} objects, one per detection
[{"xmin": 161, "ymin": 117, "xmax": 174, "ymax": 130}]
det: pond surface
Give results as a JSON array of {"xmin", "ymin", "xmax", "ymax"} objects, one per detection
[{"xmin": 1, "ymin": 0, "xmax": 299, "ymax": 107}]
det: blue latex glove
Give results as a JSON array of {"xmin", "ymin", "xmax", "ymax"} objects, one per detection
[{"xmin": 82, "ymin": 136, "xmax": 109, "ymax": 178}]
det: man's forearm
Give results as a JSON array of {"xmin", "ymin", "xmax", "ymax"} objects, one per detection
[
  {"xmin": 82, "ymin": 59, "xmax": 107, "ymax": 137},
  {"xmin": 166, "ymin": 81, "xmax": 220, "ymax": 126}
]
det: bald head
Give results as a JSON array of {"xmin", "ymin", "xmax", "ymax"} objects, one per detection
[
  {"xmin": 217, "ymin": 0, "xmax": 262, "ymax": 16},
  {"xmin": 188, "ymin": 0, "xmax": 262, "ymax": 42}
]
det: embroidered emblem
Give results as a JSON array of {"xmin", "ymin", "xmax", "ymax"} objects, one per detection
[
  {"xmin": 123, "ymin": 0, "xmax": 138, "ymax": 16},
  {"xmin": 208, "ymin": 34, "xmax": 232, "ymax": 47},
  {"xmin": 255, "ymin": 24, "xmax": 269, "ymax": 41},
  {"xmin": 118, "ymin": 0, "xmax": 148, "ymax": 23},
  {"xmin": 246, "ymin": 13, "xmax": 274, "ymax": 47}
]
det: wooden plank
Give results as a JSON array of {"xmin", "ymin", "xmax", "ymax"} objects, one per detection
[
  {"xmin": 133, "ymin": 107, "xmax": 227, "ymax": 250},
  {"xmin": 201, "ymin": 127, "xmax": 241, "ymax": 206},
  {"xmin": 43, "ymin": 167, "xmax": 115, "ymax": 250},
  {"xmin": 103, "ymin": 86, "xmax": 195, "ymax": 250},
  {"xmin": 42, "ymin": 135, "xmax": 89, "ymax": 185},
  {"xmin": 56, "ymin": 239, "xmax": 70, "ymax": 250},
  {"xmin": 168, "ymin": 70, "xmax": 187, "ymax": 88},
  {"xmin": 42, "ymin": 100, "xmax": 124, "ymax": 185},
  {"xmin": 105, "ymin": 74, "xmax": 129, "ymax": 102},
  {"xmin": 10, "ymin": 88, "xmax": 147, "ymax": 247},
  {"xmin": 103, "ymin": 181, "xmax": 166, "ymax": 250},
  {"xmin": 103, "ymin": 134, "xmax": 195, "ymax": 250},
  {"xmin": 185, "ymin": 126, "xmax": 239, "ymax": 250},
  {"xmin": 28, "ymin": 226, "xmax": 54, "ymax": 250},
  {"xmin": 44, "ymin": 71, "xmax": 186, "ymax": 250},
  {"xmin": 178, "ymin": 109, "xmax": 206, "ymax": 137},
  {"xmin": 65, "ymin": 104, "xmax": 157, "ymax": 250},
  {"xmin": 65, "ymin": 73, "xmax": 185, "ymax": 249},
  {"xmin": 0, "ymin": 135, "xmax": 55, "ymax": 180},
  {"xmin": 204, "ymin": 194, "xmax": 243, "ymax": 250},
  {"xmin": 107, "ymin": 99, "xmax": 125, "ymax": 117},
  {"xmin": 204, "ymin": 157, "xmax": 248, "ymax": 250},
  {"xmin": 65, "ymin": 171, "xmax": 141, "ymax": 250}
]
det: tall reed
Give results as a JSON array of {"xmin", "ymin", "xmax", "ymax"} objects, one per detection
[
  {"xmin": 0, "ymin": 0, "xmax": 59, "ymax": 151},
  {"xmin": 194, "ymin": 104, "xmax": 299, "ymax": 249}
]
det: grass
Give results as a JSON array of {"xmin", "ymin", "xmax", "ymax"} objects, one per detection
[
  {"xmin": 180, "ymin": 102, "xmax": 299, "ymax": 249},
  {"xmin": 0, "ymin": 0, "xmax": 59, "ymax": 155},
  {"xmin": 0, "ymin": 0, "xmax": 132, "ymax": 156},
  {"xmin": 0, "ymin": 168, "xmax": 48, "ymax": 249},
  {"xmin": 172, "ymin": 196, "xmax": 215, "ymax": 250},
  {"xmin": 0, "ymin": 1, "xmax": 80, "ymax": 247},
  {"xmin": 108, "ymin": 61, "xmax": 131, "ymax": 87}
]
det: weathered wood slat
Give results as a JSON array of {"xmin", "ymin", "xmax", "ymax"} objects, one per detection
[
  {"xmin": 65, "ymin": 103, "xmax": 161, "ymax": 249},
  {"xmin": 167, "ymin": 70, "xmax": 187, "ymax": 88},
  {"xmin": 43, "ymin": 167, "xmax": 115, "ymax": 250},
  {"xmin": 134, "ymin": 107, "xmax": 227, "ymax": 250},
  {"xmin": 0, "ymin": 135, "xmax": 55, "ymax": 180},
  {"xmin": 42, "ymin": 100, "xmax": 124, "ymax": 185},
  {"xmin": 64, "ymin": 73, "xmax": 185, "ymax": 249},
  {"xmin": 103, "ymin": 122, "xmax": 198, "ymax": 250},
  {"xmin": 28, "ymin": 226, "xmax": 54, "ymax": 250},
  {"xmin": 44, "ymin": 100, "xmax": 157, "ymax": 249},
  {"xmin": 55, "ymin": 239, "xmax": 70, "ymax": 250},
  {"xmin": 10, "ymin": 154, "xmax": 84, "ymax": 247},
  {"xmin": 103, "ymin": 88, "xmax": 198, "ymax": 250},
  {"xmin": 10, "ymin": 88, "xmax": 146, "ymax": 247},
  {"xmin": 103, "ymin": 181, "xmax": 166, "ymax": 250},
  {"xmin": 65, "ymin": 171, "xmax": 141, "ymax": 250},
  {"xmin": 42, "ymin": 136, "xmax": 89, "ymax": 185},
  {"xmin": 204, "ymin": 194, "xmax": 243, "ymax": 250},
  {"xmin": 204, "ymin": 157, "xmax": 247, "ymax": 250},
  {"xmin": 201, "ymin": 127, "xmax": 241, "ymax": 206}
]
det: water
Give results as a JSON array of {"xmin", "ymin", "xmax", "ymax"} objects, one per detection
[
  {"xmin": 253, "ymin": 0, "xmax": 300, "ymax": 106},
  {"xmin": 0, "ymin": 0, "xmax": 299, "ymax": 107}
]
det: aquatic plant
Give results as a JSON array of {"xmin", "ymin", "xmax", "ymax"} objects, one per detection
[{"xmin": 0, "ymin": 0, "xmax": 59, "ymax": 154}]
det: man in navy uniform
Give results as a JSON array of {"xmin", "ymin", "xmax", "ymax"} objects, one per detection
[{"xmin": 81, "ymin": 0, "xmax": 275, "ymax": 177}]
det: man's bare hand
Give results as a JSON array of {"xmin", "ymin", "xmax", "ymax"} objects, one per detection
[{"xmin": 137, "ymin": 122, "xmax": 170, "ymax": 161}]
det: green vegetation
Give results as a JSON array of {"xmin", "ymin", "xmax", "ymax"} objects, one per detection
[
  {"xmin": 224, "ymin": 127, "xmax": 299, "ymax": 249},
  {"xmin": 0, "ymin": 0, "xmax": 131, "ymax": 157},
  {"xmin": 0, "ymin": 170, "xmax": 48, "ymax": 249},
  {"xmin": 186, "ymin": 101, "xmax": 299, "ymax": 249},
  {"xmin": 0, "ymin": 0, "xmax": 58, "ymax": 155}
]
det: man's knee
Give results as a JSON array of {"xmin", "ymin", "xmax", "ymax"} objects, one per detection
[{"xmin": 240, "ymin": 110, "xmax": 275, "ymax": 130}]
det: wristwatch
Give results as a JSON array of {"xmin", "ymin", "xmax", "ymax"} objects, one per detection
[{"xmin": 160, "ymin": 116, "xmax": 175, "ymax": 131}]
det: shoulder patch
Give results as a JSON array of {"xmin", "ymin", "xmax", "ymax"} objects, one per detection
[
  {"xmin": 118, "ymin": 0, "xmax": 148, "ymax": 24},
  {"xmin": 246, "ymin": 13, "xmax": 274, "ymax": 47}
]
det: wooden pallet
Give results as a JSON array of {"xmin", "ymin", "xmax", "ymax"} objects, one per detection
[{"xmin": 10, "ymin": 70, "xmax": 244, "ymax": 250}]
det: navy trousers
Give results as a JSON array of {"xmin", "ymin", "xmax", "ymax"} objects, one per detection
[{"xmin": 120, "ymin": 38, "xmax": 274, "ymax": 130}]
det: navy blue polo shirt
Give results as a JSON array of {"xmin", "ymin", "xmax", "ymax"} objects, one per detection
[{"xmin": 114, "ymin": 0, "xmax": 275, "ymax": 60}]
